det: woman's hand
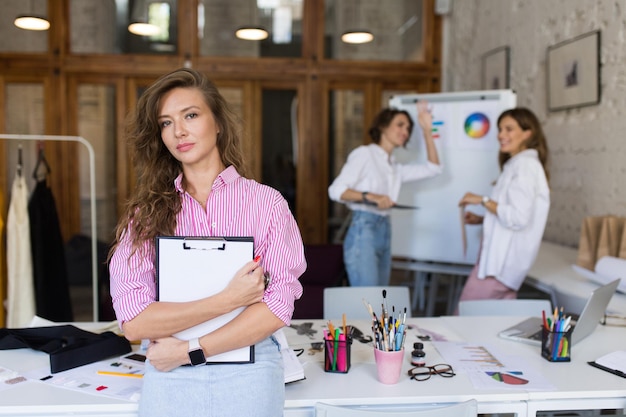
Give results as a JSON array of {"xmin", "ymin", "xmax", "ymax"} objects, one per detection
[
  {"xmin": 222, "ymin": 258, "xmax": 266, "ymax": 308},
  {"xmin": 463, "ymin": 211, "xmax": 484, "ymax": 225},
  {"xmin": 145, "ymin": 337, "xmax": 188, "ymax": 372},
  {"xmin": 416, "ymin": 100, "xmax": 433, "ymax": 132},
  {"xmin": 458, "ymin": 192, "xmax": 483, "ymax": 207},
  {"xmin": 366, "ymin": 192, "xmax": 395, "ymax": 209}
]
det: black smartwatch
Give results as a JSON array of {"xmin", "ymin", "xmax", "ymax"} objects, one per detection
[
  {"xmin": 362, "ymin": 191, "xmax": 369, "ymax": 202},
  {"xmin": 188, "ymin": 338, "xmax": 206, "ymax": 366}
]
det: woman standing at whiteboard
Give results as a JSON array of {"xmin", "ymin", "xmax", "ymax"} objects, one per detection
[
  {"xmin": 457, "ymin": 107, "xmax": 550, "ymax": 304},
  {"xmin": 328, "ymin": 101, "xmax": 442, "ymax": 287}
]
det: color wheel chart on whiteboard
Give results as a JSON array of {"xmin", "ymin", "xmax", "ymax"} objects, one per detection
[{"xmin": 388, "ymin": 90, "xmax": 517, "ymax": 265}]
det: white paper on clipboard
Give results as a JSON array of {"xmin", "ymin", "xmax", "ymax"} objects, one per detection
[{"xmin": 156, "ymin": 236, "xmax": 255, "ymax": 364}]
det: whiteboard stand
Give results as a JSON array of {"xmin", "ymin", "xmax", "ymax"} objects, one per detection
[
  {"xmin": 392, "ymin": 259, "xmax": 473, "ymax": 316},
  {"xmin": 0, "ymin": 134, "xmax": 99, "ymax": 322}
]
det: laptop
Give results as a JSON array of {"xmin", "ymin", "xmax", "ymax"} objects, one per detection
[{"xmin": 498, "ymin": 279, "xmax": 620, "ymax": 346}]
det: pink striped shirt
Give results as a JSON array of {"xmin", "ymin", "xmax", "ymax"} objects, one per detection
[{"xmin": 109, "ymin": 165, "xmax": 306, "ymax": 326}]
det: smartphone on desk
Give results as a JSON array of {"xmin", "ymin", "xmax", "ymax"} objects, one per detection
[{"xmin": 122, "ymin": 353, "xmax": 147, "ymax": 365}]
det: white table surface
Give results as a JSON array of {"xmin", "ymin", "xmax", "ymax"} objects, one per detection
[
  {"xmin": 283, "ymin": 316, "xmax": 626, "ymax": 416},
  {"xmin": 1, "ymin": 317, "xmax": 625, "ymax": 417}
]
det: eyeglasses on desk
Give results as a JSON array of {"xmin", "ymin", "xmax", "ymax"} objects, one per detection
[{"xmin": 407, "ymin": 363, "xmax": 456, "ymax": 381}]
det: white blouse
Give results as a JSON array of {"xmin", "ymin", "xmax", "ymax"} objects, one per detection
[
  {"xmin": 328, "ymin": 143, "xmax": 442, "ymax": 217},
  {"xmin": 478, "ymin": 149, "xmax": 550, "ymax": 290}
]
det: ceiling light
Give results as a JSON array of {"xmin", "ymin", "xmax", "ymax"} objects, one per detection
[
  {"xmin": 235, "ymin": 27, "xmax": 269, "ymax": 41},
  {"xmin": 341, "ymin": 30, "xmax": 374, "ymax": 44},
  {"xmin": 14, "ymin": 15, "xmax": 50, "ymax": 31},
  {"xmin": 128, "ymin": 22, "xmax": 161, "ymax": 36}
]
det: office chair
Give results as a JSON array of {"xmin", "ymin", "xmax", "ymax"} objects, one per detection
[
  {"xmin": 292, "ymin": 244, "xmax": 346, "ymax": 319},
  {"xmin": 314, "ymin": 399, "xmax": 477, "ymax": 417},
  {"xmin": 458, "ymin": 299, "xmax": 552, "ymax": 317},
  {"xmin": 323, "ymin": 286, "xmax": 412, "ymax": 320}
]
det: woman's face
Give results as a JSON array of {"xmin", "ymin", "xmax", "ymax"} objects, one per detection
[
  {"xmin": 380, "ymin": 113, "xmax": 412, "ymax": 149},
  {"xmin": 158, "ymin": 87, "xmax": 221, "ymax": 169},
  {"xmin": 498, "ymin": 115, "xmax": 531, "ymax": 156}
]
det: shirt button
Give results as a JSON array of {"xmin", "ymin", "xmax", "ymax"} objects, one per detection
[{"xmin": 211, "ymin": 222, "xmax": 217, "ymax": 228}]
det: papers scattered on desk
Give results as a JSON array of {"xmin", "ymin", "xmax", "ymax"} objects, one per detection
[
  {"xmin": 0, "ymin": 366, "xmax": 27, "ymax": 392},
  {"xmin": 432, "ymin": 341, "xmax": 556, "ymax": 391},
  {"xmin": 23, "ymin": 354, "xmax": 144, "ymax": 402},
  {"xmin": 274, "ymin": 329, "xmax": 305, "ymax": 384},
  {"xmin": 571, "ymin": 261, "xmax": 626, "ymax": 294}
]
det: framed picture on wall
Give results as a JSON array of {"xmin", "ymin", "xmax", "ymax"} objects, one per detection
[
  {"xmin": 482, "ymin": 46, "xmax": 510, "ymax": 90},
  {"xmin": 547, "ymin": 30, "xmax": 601, "ymax": 111}
]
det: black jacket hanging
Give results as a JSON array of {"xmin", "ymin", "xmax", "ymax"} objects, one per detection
[{"xmin": 28, "ymin": 177, "xmax": 74, "ymax": 322}]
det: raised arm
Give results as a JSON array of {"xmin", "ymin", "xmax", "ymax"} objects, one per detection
[{"xmin": 417, "ymin": 100, "xmax": 440, "ymax": 165}]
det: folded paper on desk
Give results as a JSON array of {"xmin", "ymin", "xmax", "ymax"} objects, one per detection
[
  {"xmin": 0, "ymin": 325, "xmax": 131, "ymax": 373},
  {"xmin": 572, "ymin": 257, "xmax": 626, "ymax": 293}
]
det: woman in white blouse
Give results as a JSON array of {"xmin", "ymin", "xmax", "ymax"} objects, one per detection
[
  {"xmin": 328, "ymin": 101, "xmax": 442, "ymax": 287},
  {"xmin": 457, "ymin": 107, "xmax": 550, "ymax": 304}
]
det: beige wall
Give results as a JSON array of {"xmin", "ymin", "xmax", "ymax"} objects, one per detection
[{"xmin": 443, "ymin": 0, "xmax": 626, "ymax": 248}]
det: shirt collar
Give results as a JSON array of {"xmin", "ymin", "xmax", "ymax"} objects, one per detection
[
  {"xmin": 369, "ymin": 143, "xmax": 396, "ymax": 163},
  {"xmin": 174, "ymin": 165, "xmax": 240, "ymax": 193}
]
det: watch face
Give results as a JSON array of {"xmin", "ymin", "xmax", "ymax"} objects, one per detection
[{"xmin": 189, "ymin": 349, "xmax": 206, "ymax": 366}]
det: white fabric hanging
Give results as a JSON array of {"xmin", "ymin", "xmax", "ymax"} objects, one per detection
[{"xmin": 6, "ymin": 173, "xmax": 35, "ymax": 328}]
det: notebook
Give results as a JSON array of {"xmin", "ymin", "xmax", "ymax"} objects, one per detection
[{"xmin": 498, "ymin": 279, "xmax": 620, "ymax": 346}]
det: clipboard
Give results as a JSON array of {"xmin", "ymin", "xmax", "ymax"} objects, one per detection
[
  {"xmin": 361, "ymin": 200, "xmax": 419, "ymax": 210},
  {"xmin": 587, "ymin": 350, "xmax": 626, "ymax": 379},
  {"xmin": 156, "ymin": 236, "xmax": 255, "ymax": 364}
]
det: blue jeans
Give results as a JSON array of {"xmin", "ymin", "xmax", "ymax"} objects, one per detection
[
  {"xmin": 138, "ymin": 336, "xmax": 284, "ymax": 417},
  {"xmin": 343, "ymin": 210, "xmax": 391, "ymax": 286}
]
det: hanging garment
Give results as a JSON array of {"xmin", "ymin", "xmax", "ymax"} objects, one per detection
[
  {"xmin": 0, "ymin": 191, "xmax": 5, "ymax": 326},
  {"xmin": 29, "ymin": 178, "xmax": 73, "ymax": 322},
  {"xmin": 6, "ymin": 174, "xmax": 36, "ymax": 328}
]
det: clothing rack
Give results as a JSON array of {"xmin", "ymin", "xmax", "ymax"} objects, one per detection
[{"xmin": 0, "ymin": 134, "xmax": 99, "ymax": 321}]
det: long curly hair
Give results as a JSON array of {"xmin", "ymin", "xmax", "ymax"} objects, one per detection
[
  {"xmin": 110, "ymin": 68, "xmax": 246, "ymax": 258},
  {"xmin": 497, "ymin": 107, "xmax": 550, "ymax": 182}
]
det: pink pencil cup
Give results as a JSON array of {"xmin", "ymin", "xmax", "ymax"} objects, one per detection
[{"xmin": 374, "ymin": 348, "xmax": 404, "ymax": 384}]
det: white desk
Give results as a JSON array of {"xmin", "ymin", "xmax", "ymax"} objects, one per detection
[
  {"xmin": 443, "ymin": 316, "xmax": 626, "ymax": 417},
  {"xmin": 527, "ymin": 241, "xmax": 626, "ymax": 315},
  {"xmin": 284, "ymin": 317, "xmax": 626, "ymax": 417},
  {"xmin": 1, "ymin": 318, "xmax": 625, "ymax": 417}
]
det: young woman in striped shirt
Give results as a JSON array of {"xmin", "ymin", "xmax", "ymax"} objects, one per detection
[{"xmin": 109, "ymin": 68, "xmax": 306, "ymax": 416}]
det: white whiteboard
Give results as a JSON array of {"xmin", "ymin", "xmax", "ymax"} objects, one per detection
[{"xmin": 389, "ymin": 90, "xmax": 517, "ymax": 265}]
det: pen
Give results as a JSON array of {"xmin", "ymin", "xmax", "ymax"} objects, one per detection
[
  {"xmin": 332, "ymin": 328, "xmax": 340, "ymax": 370},
  {"xmin": 97, "ymin": 370, "xmax": 143, "ymax": 379}
]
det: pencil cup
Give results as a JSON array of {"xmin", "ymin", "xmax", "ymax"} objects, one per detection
[
  {"xmin": 373, "ymin": 348, "xmax": 404, "ymax": 384},
  {"xmin": 324, "ymin": 336, "xmax": 352, "ymax": 373},
  {"xmin": 541, "ymin": 327, "xmax": 572, "ymax": 362}
]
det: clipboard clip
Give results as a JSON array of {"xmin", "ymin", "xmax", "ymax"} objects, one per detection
[{"xmin": 182, "ymin": 237, "xmax": 226, "ymax": 251}]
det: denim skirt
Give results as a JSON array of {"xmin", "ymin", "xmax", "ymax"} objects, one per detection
[{"xmin": 138, "ymin": 336, "xmax": 284, "ymax": 417}]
